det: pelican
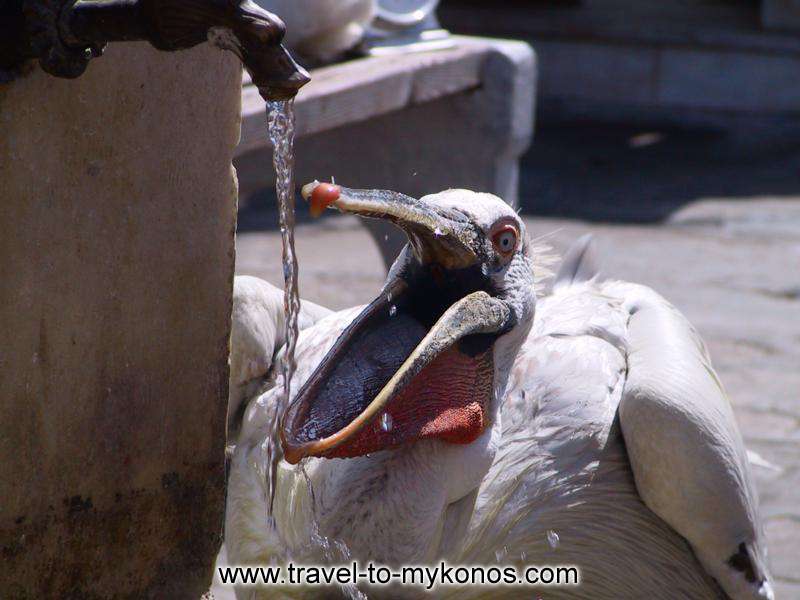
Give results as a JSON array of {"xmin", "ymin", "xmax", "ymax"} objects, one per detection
[{"xmin": 224, "ymin": 184, "xmax": 773, "ymax": 599}]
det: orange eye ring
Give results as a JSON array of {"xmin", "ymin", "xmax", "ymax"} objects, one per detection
[{"xmin": 490, "ymin": 221, "xmax": 519, "ymax": 257}]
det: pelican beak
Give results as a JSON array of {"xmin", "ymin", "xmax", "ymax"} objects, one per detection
[
  {"xmin": 281, "ymin": 184, "xmax": 513, "ymax": 464},
  {"xmin": 301, "ymin": 182, "xmax": 483, "ymax": 269}
]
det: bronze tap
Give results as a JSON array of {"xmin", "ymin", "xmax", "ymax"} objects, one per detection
[{"xmin": 0, "ymin": 0, "xmax": 310, "ymax": 100}]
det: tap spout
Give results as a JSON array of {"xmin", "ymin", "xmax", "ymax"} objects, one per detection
[
  {"xmin": 3, "ymin": 0, "xmax": 310, "ymax": 100},
  {"xmin": 66, "ymin": 0, "xmax": 309, "ymax": 100}
]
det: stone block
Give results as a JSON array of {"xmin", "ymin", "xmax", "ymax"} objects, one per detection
[
  {"xmin": 658, "ymin": 47, "xmax": 800, "ymax": 112},
  {"xmin": 534, "ymin": 40, "xmax": 658, "ymax": 106},
  {"xmin": 0, "ymin": 42, "xmax": 240, "ymax": 598}
]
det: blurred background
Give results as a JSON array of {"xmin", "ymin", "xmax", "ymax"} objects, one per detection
[{"xmin": 234, "ymin": 1, "xmax": 800, "ymax": 597}]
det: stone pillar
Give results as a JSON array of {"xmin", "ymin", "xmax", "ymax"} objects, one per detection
[{"xmin": 0, "ymin": 42, "xmax": 241, "ymax": 598}]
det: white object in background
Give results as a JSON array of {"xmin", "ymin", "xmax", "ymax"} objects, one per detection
[
  {"xmin": 374, "ymin": 0, "xmax": 440, "ymax": 27},
  {"xmin": 259, "ymin": 0, "xmax": 376, "ymax": 63},
  {"xmin": 364, "ymin": 0, "xmax": 453, "ymax": 55}
]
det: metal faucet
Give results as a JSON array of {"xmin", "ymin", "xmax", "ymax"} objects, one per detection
[{"xmin": 0, "ymin": 0, "xmax": 310, "ymax": 100}]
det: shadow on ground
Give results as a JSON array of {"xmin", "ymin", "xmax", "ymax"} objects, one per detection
[{"xmin": 519, "ymin": 118, "xmax": 800, "ymax": 222}]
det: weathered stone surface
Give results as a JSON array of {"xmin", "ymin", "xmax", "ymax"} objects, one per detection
[{"xmin": 0, "ymin": 42, "xmax": 241, "ymax": 598}]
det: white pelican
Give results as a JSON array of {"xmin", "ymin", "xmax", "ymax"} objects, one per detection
[{"xmin": 224, "ymin": 184, "xmax": 773, "ymax": 599}]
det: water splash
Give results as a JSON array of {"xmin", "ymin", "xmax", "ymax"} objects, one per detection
[
  {"xmin": 380, "ymin": 412, "xmax": 393, "ymax": 432},
  {"xmin": 495, "ymin": 545, "xmax": 508, "ymax": 562},
  {"xmin": 547, "ymin": 529, "xmax": 560, "ymax": 549},
  {"xmin": 265, "ymin": 99, "xmax": 300, "ymax": 520}
]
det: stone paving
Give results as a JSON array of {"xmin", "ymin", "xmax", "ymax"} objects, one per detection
[{"xmin": 236, "ymin": 194, "xmax": 800, "ymax": 596}]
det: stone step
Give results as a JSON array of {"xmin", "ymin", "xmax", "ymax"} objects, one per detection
[
  {"xmin": 239, "ymin": 37, "xmax": 500, "ymax": 156},
  {"xmin": 440, "ymin": 2, "xmax": 800, "ymax": 119}
]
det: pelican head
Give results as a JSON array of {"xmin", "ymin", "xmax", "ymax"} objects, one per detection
[{"xmin": 281, "ymin": 184, "xmax": 536, "ymax": 464}]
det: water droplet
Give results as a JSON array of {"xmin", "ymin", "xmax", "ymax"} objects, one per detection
[
  {"xmin": 384, "ymin": 234, "xmax": 389, "ymax": 241},
  {"xmin": 495, "ymin": 545, "xmax": 508, "ymax": 562},
  {"xmin": 547, "ymin": 530, "xmax": 560, "ymax": 549},
  {"xmin": 434, "ymin": 226, "xmax": 443, "ymax": 237},
  {"xmin": 380, "ymin": 412, "xmax": 393, "ymax": 432},
  {"xmin": 520, "ymin": 551, "xmax": 527, "ymax": 562},
  {"xmin": 387, "ymin": 291, "xmax": 392, "ymax": 303},
  {"xmin": 388, "ymin": 304, "xmax": 397, "ymax": 317}
]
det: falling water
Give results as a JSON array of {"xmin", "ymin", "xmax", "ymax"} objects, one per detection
[
  {"xmin": 265, "ymin": 99, "xmax": 300, "ymax": 519},
  {"xmin": 547, "ymin": 529, "xmax": 560, "ymax": 549},
  {"xmin": 380, "ymin": 412, "xmax": 394, "ymax": 432},
  {"xmin": 265, "ymin": 100, "xmax": 366, "ymax": 600}
]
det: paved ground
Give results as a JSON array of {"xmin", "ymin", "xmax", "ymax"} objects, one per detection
[{"xmin": 234, "ymin": 122, "xmax": 800, "ymax": 596}]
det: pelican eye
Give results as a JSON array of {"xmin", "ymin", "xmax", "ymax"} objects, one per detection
[{"xmin": 490, "ymin": 221, "xmax": 519, "ymax": 258}]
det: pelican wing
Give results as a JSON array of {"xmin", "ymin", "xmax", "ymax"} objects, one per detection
[
  {"xmin": 228, "ymin": 276, "xmax": 331, "ymax": 437},
  {"xmin": 610, "ymin": 280, "xmax": 773, "ymax": 600},
  {"xmin": 458, "ymin": 280, "xmax": 726, "ymax": 599}
]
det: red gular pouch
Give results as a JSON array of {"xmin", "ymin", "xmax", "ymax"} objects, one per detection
[
  {"xmin": 280, "ymin": 280, "xmax": 501, "ymax": 464},
  {"xmin": 322, "ymin": 345, "xmax": 493, "ymax": 459}
]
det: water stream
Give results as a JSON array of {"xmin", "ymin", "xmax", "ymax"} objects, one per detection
[
  {"xmin": 266, "ymin": 100, "xmax": 365, "ymax": 600},
  {"xmin": 265, "ymin": 99, "xmax": 300, "ymax": 519}
]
